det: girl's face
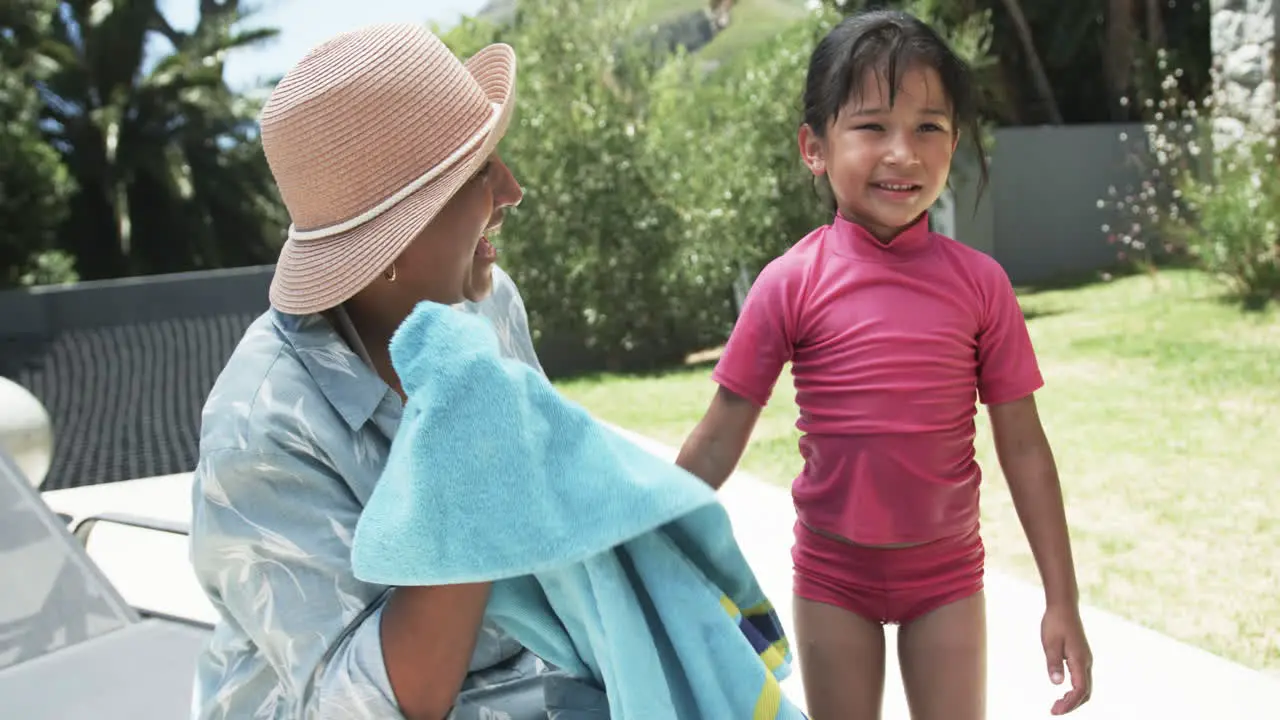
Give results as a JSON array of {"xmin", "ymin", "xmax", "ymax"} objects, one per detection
[{"xmin": 800, "ymin": 63, "xmax": 958, "ymax": 242}]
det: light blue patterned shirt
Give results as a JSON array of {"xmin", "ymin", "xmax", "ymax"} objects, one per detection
[{"xmin": 189, "ymin": 266, "xmax": 609, "ymax": 719}]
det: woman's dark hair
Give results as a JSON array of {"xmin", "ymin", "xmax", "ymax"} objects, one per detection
[{"xmin": 801, "ymin": 9, "xmax": 989, "ymax": 206}]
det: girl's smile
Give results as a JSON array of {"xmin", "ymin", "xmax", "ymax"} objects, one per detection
[{"xmin": 869, "ymin": 178, "xmax": 925, "ymax": 202}]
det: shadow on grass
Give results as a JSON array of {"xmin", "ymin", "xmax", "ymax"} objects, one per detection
[
  {"xmin": 1022, "ymin": 307, "xmax": 1065, "ymax": 321},
  {"xmin": 556, "ymin": 304, "xmax": 1071, "ymax": 382},
  {"xmin": 555, "ymin": 357, "xmax": 718, "ymax": 384},
  {"xmin": 556, "ymin": 258, "xmax": 1265, "ymax": 382},
  {"xmin": 1015, "ymin": 249, "xmax": 1216, "ymax": 294},
  {"xmin": 1016, "ymin": 262, "xmax": 1147, "ymax": 295},
  {"xmin": 1214, "ymin": 291, "xmax": 1277, "ymax": 314}
]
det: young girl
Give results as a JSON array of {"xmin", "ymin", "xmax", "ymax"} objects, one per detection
[{"xmin": 676, "ymin": 10, "xmax": 1092, "ymax": 720}]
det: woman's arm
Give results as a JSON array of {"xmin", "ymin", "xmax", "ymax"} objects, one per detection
[
  {"xmin": 191, "ymin": 447, "xmax": 492, "ymax": 720},
  {"xmin": 676, "ymin": 386, "xmax": 763, "ymax": 490},
  {"xmin": 380, "ymin": 585, "xmax": 492, "ymax": 720}
]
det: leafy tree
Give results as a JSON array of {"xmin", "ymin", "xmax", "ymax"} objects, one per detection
[
  {"xmin": 0, "ymin": 0, "xmax": 76, "ymax": 287},
  {"xmin": 1175, "ymin": 135, "xmax": 1280, "ymax": 306},
  {"xmin": 11, "ymin": 0, "xmax": 285, "ymax": 282},
  {"xmin": 445, "ymin": 1, "xmax": 701, "ymax": 371},
  {"xmin": 821, "ymin": 0, "xmax": 1210, "ymax": 125},
  {"xmin": 645, "ymin": 15, "xmax": 832, "ymax": 323}
]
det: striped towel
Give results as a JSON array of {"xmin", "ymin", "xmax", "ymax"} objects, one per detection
[{"xmin": 352, "ymin": 300, "xmax": 806, "ymax": 719}]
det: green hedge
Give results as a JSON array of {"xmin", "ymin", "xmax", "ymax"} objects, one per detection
[
  {"xmin": 439, "ymin": 3, "xmax": 825, "ymax": 373},
  {"xmin": 441, "ymin": 1, "xmax": 990, "ymax": 374}
]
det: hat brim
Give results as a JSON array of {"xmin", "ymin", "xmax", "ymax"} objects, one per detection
[{"xmin": 269, "ymin": 43, "xmax": 518, "ymax": 316}]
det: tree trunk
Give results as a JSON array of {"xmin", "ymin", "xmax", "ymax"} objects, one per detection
[
  {"xmin": 1144, "ymin": 0, "xmax": 1164, "ymax": 49},
  {"xmin": 1106, "ymin": 0, "xmax": 1136, "ymax": 121},
  {"xmin": 997, "ymin": 0, "xmax": 1063, "ymax": 124}
]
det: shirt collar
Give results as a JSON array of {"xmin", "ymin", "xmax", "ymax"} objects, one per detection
[
  {"xmin": 831, "ymin": 211, "xmax": 934, "ymax": 263},
  {"xmin": 271, "ymin": 307, "xmax": 401, "ymax": 433}
]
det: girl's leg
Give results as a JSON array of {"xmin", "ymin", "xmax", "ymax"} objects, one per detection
[
  {"xmin": 794, "ymin": 596, "xmax": 886, "ymax": 720},
  {"xmin": 896, "ymin": 590, "xmax": 987, "ymax": 720}
]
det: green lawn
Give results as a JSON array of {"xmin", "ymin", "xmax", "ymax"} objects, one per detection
[
  {"xmin": 699, "ymin": 0, "xmax": 809, "ymax": 62},
  {"xmin": 554, "ymin": 269, "xmax": 1280, "ymax": 671},
  {"xmin": 633, "ymin": 0, "xmax": 704, "ymax": 27}
]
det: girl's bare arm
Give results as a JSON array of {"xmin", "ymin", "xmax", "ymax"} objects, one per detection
[
  {"xmin": 676, "ymin": 386, "xmax": 763, "ymax": 490},
  {"xmin": 988, "ymin": 394, "xmax": 1078, "ymax": 607},
  {"xmin": 989, "ymin": 393, "xmax": 1093, "ymax": 714}
]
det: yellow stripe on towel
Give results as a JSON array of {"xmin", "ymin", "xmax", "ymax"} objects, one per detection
[
  {"xmin": 760, "ymin": 640, "xmax": 788, "ymax": 674},
  {"xmin": 753, "ymin": 669, "xmax": 783, "ymax": 720},
  {"xmin": 720, "ymin": 593, "xmax": 791, "ymax": 718},
  {"xmin": 720, "ymin": 594, "xmax": 742, "ymax": 618}
]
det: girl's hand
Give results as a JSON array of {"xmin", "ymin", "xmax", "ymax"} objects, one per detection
[{"xmin": 1041, "ymin": 603, "xmax": 1092, "ymax": 715}]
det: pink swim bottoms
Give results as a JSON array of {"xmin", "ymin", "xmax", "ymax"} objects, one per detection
[{"xmin": 791, "ymin": 520, "xmax": 985, "ymax": 625}]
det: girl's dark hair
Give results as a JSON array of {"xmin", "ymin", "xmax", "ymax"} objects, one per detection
[{"xmin": 801, "ymin": 9, "xmax": 989, "ymax": 205}]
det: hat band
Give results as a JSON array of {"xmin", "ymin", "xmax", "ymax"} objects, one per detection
[{"xmin": 289, "ymin": 102, "xmax": 502, "ymax": 242}]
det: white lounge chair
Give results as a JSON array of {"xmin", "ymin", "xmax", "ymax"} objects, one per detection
[{"xmin": 0, "ymin": 447, "xmax": 211, "ymax": 719}]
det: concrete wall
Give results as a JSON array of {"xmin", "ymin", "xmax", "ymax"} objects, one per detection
[
  {"xmin": 932, "ymin": 141, "xmax": 994, "ymax": 257},
  {"xmin": 946, "ymin": 122, "xmax": 1147, "ymax": 285}
]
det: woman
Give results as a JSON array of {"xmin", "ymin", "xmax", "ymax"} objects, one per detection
[{"xmin": 188, "ymin": 24, "xmax": 609, "ymax": 720}]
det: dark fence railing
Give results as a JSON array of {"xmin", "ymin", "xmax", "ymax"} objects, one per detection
[{"xmin": 1, "ymin": 267, "xmax": 274, "ymax": 490}]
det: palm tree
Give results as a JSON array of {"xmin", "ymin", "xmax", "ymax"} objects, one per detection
[{"xmin": 31, "ymin": 0, "xmax": 285, "ymax": 280}]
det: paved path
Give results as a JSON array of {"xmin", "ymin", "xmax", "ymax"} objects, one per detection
[
  {"xmin": 43, "ymin": 425, "xmax": 1280, "ymax": 719},
  {"xmin": 609, "ymin": 426, "xmax": 1280, "ymax": 720}
]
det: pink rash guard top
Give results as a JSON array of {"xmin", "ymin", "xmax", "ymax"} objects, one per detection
[{"xmin": 713, "ymin": 213, "xmax": 1044, "ymax": 545}]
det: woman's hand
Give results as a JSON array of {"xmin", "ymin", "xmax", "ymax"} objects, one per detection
[{"xmin": 1041, "ymin": 602, "xmax": 1092, "ymax": 715}]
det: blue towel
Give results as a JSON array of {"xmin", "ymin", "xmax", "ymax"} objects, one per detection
[{"xmin": 351, "ymin": 301, "xmax": 806, "ymax": 720}]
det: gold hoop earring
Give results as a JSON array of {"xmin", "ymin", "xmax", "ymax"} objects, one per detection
[{"xmin": 384, "ymin": 264, "xmax": 397, "ymax": 283}]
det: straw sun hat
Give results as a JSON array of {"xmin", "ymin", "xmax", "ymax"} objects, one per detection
[{"xmin": 260, "ymin": 23, "xmax": 517, "ymax": 315}]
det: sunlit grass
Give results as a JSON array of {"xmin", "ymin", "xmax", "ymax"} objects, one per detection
[{"xmin": 555, "ymin": 269, "xmax": 1280, "ymax": 671}]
